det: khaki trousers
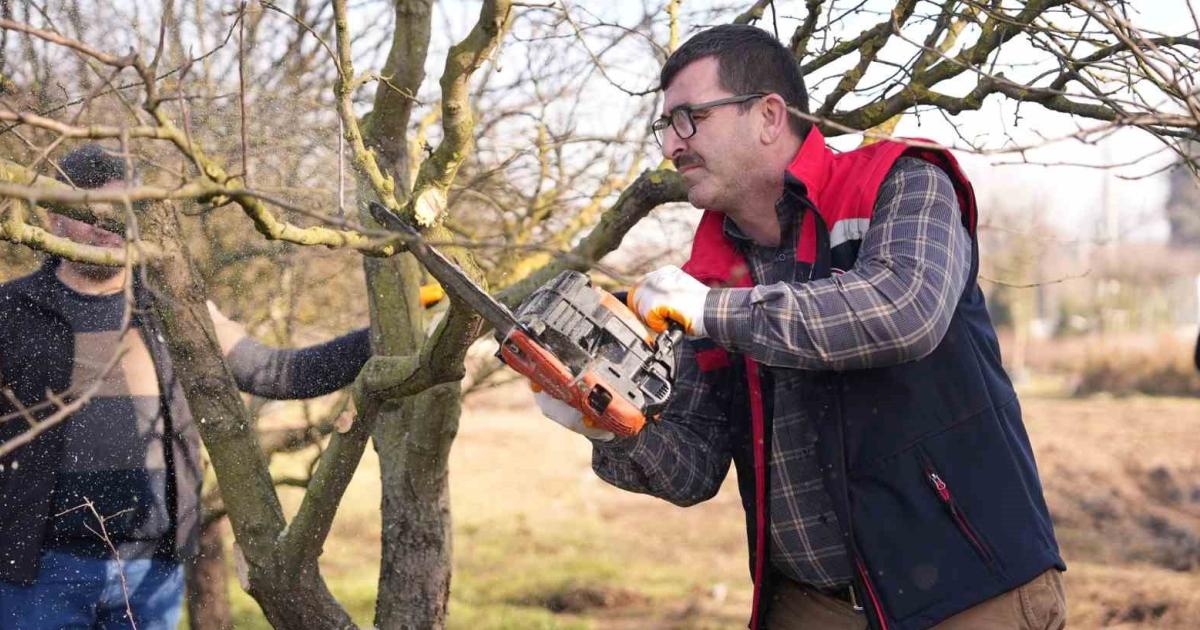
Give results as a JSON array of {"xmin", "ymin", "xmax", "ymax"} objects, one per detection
[{"xmin": 765, "ymin": 569, "xmax": 1067, "ymax": 630}]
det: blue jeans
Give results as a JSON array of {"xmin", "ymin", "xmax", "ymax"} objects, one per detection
[{"xmin": 0, "ymin": 549, "xmax": 184, "ymax": 629}]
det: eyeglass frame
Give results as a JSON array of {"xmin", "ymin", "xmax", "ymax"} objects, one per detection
[{"xmin": 650, "ymin": 92, "xmax": 768, "ymax": 147}]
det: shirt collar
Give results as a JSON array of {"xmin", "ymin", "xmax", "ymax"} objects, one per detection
[{"xmin": 720, "ymin": 199, "xmax": 802, "ymax": 249}]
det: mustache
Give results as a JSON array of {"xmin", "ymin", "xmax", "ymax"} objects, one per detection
[{"xmin": 673, "ymin": 153, "xmax": 703, "ymax": 171}]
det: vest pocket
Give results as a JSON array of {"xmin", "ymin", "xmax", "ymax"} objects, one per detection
[
  {"xmin": 917, "ymin": 449, "xmax": 999, "ymax": 570},
  {"xmin": 848, "ymin": 446, "xmax": 1006, "ymax": 620}
]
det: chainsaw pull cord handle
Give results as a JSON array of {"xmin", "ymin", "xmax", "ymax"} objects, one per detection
[
  {"xmin": 655, "ymin": 322, "xmax": 685, "ymax": 373},
  {"xmin": 660, "ymin": 323, "xmax": 685, "ymax": 353}
]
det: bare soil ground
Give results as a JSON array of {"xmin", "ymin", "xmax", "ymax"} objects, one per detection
[
  {"xmin": 232, "ymin": 388, "xmax": 1200, "ymax": 629},
  {"xmin": 1026, "ymin": 396, "xmax": 1200, "ymax": 628}
]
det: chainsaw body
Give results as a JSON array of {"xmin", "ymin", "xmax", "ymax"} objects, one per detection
[{"xmin": 499, "ymin": 270, "xmax": 676, "ymax": 437}]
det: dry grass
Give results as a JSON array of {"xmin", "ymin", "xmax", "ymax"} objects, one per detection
[
  {"xmin": 1071, "ymin": 341, "xmax": 1200, "ymax": 397},
  {"xmin": 1009, "ymin": 331, "xmax": 1200, "ymax": 397},
  {"xmin": 225, "ymin": 386, "xmax": 1200, "ymax": 629}
]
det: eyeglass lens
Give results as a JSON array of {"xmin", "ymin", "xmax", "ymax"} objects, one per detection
[{"xmin": 653, "ymin": 109, "xmax": 695, "ymax": 146}]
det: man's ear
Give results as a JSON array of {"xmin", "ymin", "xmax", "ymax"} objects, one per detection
[{"xmin": 758, "ymin": 94, "xmax": 791, "ymax": 144}]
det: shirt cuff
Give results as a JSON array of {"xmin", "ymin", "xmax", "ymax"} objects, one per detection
[{"xmin": 704, "ymin": 287, "xmax": 754, "ymax": 350}]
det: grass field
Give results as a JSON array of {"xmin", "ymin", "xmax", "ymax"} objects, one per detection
[{"xmin": 227, "ymin": 387, "xmax": 1200, "ymax": 629}]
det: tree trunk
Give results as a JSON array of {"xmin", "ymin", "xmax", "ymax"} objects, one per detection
[
  {"xmin": 186, "ymin": 518, "xmax": 233, "ymax": 630},
  {"xmin": 353, "ymin": 0, "xmax": 504, "ymax": 625},
  {"xmin": 142, "ymin": 200, "xmax": 358, "ymax": 629},
  {"xmin": 356, "ymin": 235, "xmax": 454, "ymax": 629},
  {"xmin": 374, "ymin": 383, "xmax": 461, "ymax": 629}
]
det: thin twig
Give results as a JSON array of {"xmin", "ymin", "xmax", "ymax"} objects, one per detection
[
  {"xmin": 238, "ymin": 1, "xmax": 250, "ymax": 185},
  {"xmin": 56, "ymin": 500, "xmax": 138, "ymax": 630}
]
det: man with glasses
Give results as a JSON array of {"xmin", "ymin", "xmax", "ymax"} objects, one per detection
[
  {"xmin": 0, "ymin": 145, "xmax": 373, "ymax": 628},
  {"xmin": 535, "ymin": 24, "xmax": 1065, "ymax": 630}
]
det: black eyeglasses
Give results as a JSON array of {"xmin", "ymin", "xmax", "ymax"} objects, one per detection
[{"xmin": 651, "ymin": 93, "xmax": 767, "ymax": 147}]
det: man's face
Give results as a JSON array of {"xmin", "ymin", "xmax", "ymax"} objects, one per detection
[
  {"xmin": 660, "ymin": 57, "xmax": 759, "ymax": 211},
  {"xmin": 51, "ymin": 179, "xmax": 128, "ymax": 247},
  {"xmin": 48, "ymin": 180, "xmax": 128, "ymax": 280},
  {"xmin": 48, "ymin": 211, "xmax": 126, "ymax": 280},
  {"xmin": 49, "ymin": 212, "xmax": 124, "ymax": 249}
]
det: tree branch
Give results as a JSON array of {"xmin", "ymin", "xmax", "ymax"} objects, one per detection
[
  {"xmin": 331, "ymin": 0, "xmax": 399, "ymax": 204},
  {"xmin": 789, "ymin": 0, "xmax": 827, "ymax": 60},
  {"xmin": 497, "ymin": 166, "xmax": 686, "ymax": 306},
  {"xmin": 407, "ymin": 0, "xmax": 513, "ymax": 227},
  {"xmin": 816, "ymin": 0, "xmax": 918, "ymax": 116},
  {"xmin": 363, "ymin": 0, "xmax": 432, "ymax": 186},
  {"xmin": 734, "ymin": 0, "xmax": 775, "ymax": 26}
]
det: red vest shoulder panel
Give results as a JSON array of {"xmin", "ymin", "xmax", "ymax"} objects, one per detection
[{"xmin": 682, "ymin": 128, "xmax": 977, "ymax": 284}]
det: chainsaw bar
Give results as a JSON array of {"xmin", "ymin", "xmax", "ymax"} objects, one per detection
[{"xmin": 369, "ymin": 201, "xmax": 521, "ymax": 337}]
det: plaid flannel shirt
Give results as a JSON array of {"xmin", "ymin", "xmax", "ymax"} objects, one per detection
[{"xmin": 593, "ymin": 157, "xmax": 972, "ymax": 589}]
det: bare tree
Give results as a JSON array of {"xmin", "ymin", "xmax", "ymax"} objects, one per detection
[{"xmin": 1, "ymin": 1, "xmax": 1198, "ymax": 628}]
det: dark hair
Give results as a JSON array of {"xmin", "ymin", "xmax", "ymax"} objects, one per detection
[
  {"xmin": 55, "ymin": 144, "xmax": 132, "ymax": 189},
  {"xmin": 660, "ymin": 24, "xmax": 810, "ymax": 139}
]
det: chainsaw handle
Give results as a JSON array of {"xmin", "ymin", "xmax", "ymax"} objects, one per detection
[{"xmin": 613, "ymin": 290, "xmax": 684, "ymax": 354}]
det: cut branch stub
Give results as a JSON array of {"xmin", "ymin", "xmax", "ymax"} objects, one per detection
[{"xmin": 413, "ymin": 187, "xmax": 447, "ymax": 228}]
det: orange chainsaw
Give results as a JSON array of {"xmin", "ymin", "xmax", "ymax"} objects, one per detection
[{"xmin": 369, "ymin": 202, "xmax": 682, "ymax": 437}]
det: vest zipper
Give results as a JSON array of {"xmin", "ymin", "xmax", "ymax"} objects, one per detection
[
  {"xmin": 923, "ymin": 463, "xmax": 997, "ymax": 567},
  {"xmin": 855, "ymin": 557, "xmax": 889, "ymax": 630}
]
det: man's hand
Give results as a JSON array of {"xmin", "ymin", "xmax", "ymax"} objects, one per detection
[
  {"xmin": 533, "ymin": 390, "xmax": 615, "ymax": 442},
  {"xmin": 628, "ymin": 265, "xmax": 709, "ymax": 337}
]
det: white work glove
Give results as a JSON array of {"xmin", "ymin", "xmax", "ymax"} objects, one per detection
[
  {"xmin": 533, "ymin": 390, "xmax": 615, "ymax": 442},
  {"xmin": 628, "ymin": 265, "xmax": 710, "ymax": 338}
]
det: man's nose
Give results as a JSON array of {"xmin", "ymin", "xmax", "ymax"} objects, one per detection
[{"xmin": 661, "ymin": 127, "xmax": 686, "ymax": 160}]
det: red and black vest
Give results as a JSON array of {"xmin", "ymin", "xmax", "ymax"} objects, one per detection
[{"xmin": 683, "ymin": 129, "xmax": 1063, "ymax": 630}]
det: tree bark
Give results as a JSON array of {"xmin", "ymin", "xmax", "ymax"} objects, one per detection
[
  {"xmin": 186, "ymin": 518, "xmax": 233, "ymax": 630},
  {"xmin": 374, "ymin": 383, "xmax": 460, "ymax": 629},
  {"xmin": 365, "ymin": 0, "xmax": 433, "ymax": 181}
]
